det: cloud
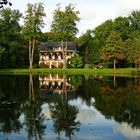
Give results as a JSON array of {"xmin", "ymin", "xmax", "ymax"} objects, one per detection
[
  {"xmin": 114, "ymin": 122, "xmax": 140, "ymax": 139},
  {"xmin": 76, "ymin": 109, "xmax": 96, "ymax": 123},
  {"xmin": 9, "ymin": 0, "xmax": 140, "ymax": 35},
  {"xmin": 76, "ymin": 0, "xmax": 118, "ymax": 34},
  {"xmin": 115, "ymin": 0, "xmax": 140, "ymax": 11}
]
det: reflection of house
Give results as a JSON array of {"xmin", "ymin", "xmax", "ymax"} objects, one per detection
[
  {"xmin": 39, "ymin": 42, "xmax": 77, "ymax": 68},
  {"xmin": 39, "ymin": 74, "xmax": 76, "ymax": 101}
]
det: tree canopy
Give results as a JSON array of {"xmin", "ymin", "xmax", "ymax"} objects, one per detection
[
  {"xmin": 100, "ymin": 31, "xmax": 126, "ymax": 69},
  {"xmin": 78, "ymin": 10, "xmax": 140, "ymax": 68},
  {"xmin": 0, "ymin": 8, "xmax": 22, "ymax": 68},
  {"xmin": 22, "ymin": 3, "xmax": 46, "ymax": 69},
  {"xmin": 51, "ymin": 3, "xmax": 80, "ymax": 41},
  {"xmin": 1, "ymin": 3, "xmax": 140, "ymax": 69}
]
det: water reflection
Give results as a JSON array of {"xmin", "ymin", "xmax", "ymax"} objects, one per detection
[
  {"xmin": 39, "ymin": 74, "xmax": 76, "ymax": 102},
  {"xmin": 0, "ymin": 75, "xmax": 140, "ymax": 139},
  {"xmin": 93, "ymin": 76, "xmax": 140, "ymax": 129},
  {"xmin": 39, "ymin": 74, "xmax": 80, "ymax": 139}
]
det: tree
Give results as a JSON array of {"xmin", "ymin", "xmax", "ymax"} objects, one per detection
[
  {"xmin": 93, "ymin": 20, "xmax": 114, "ymax": 47},
  {"xmin": 78, "ymin": 20, "xmax": 114, "ymax": 65},
  {"xmin": 23, "ymin": 3, "xmax": 46, "ymax": 69},
  {"xmin": 126, "ymin": 37, "xmax": 140, "ymax": 68},
  {"xmin": 68, "ymin": 55, "xmax": 83, "ymax": 68},
  {"xmin": 78, "ymin": 30, "xmax": 95, "ymax": 65},
  {"xmin": 113, "ymin": 16, "xmax": 130, "ymax": 41},
  {"xmin": 129, "ymin": 10, "xmax": 140, "ymax": 38},
  {"xmin": 51, "ymin": 3, "xmax": 80, "ymax": 41},
  {"xmin": 0, "ymin": 8, "xmax": 22, "ymax": 68},
  {"xmin": 100, "ymin": 31, "xmax": 126, "ymax": 69},
  {"xmin": 51, "ymin": 3, "xmax": 80, "ymax": 68}
]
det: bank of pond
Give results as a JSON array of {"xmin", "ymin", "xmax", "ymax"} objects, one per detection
[{"xmin": 0, "ymin": 68, "xmax": 140, "ymax": 77}]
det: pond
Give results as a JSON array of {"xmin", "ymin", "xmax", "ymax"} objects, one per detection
[{"xmin": 0, "ymin": 74, "xmax": 140, "ymax": 140}]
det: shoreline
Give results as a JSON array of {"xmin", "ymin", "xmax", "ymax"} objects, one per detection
[{"xmin": 0, "ymin": 68, "xmax": 139, "ymax": 77}]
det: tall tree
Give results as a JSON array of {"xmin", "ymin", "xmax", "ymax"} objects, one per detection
[
  {"xmin": 0, "ymin": 8, "xmax": 22, "ymax": 68},
  {"xmin": 129, "ymin": 10, "xmax": 140, "ymax": 38},
  {"xmin": 78, "ymin": 30, "xmax": 99, "ymax": 65},
  {"xmin": 23, "ymin": 3, "xmax": 46, "ymax": 69},
  {"xmin": 113, "ymin": 16, "xmax": 130, "ymax": 40},
  {"xmin": 51, "ymin": 3, "xmax": 80, "ymax": 68},
  {"xmin": 93, "ymin": 20, "xmax": 114, "ymax": 47},
  {"xmin": 126, "ymin": 37, "xmax": 140, "ymax": 68},
  {"xmin": 100, "ymin": 31, "xmax": 126, "ymax": 69}
]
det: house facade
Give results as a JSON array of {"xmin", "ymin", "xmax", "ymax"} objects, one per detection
[{"xmin": 39, "ymin": 42, "xmax": 77, "ymax": 68}]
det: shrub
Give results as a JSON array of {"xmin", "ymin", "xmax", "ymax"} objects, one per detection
[{"xmin": 68, "ymin": 56, "xmax": 83, "ymax": 68}]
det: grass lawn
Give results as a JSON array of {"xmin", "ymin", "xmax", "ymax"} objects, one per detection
[{"xmin": 0, "ymin": 68, "xmax": 140, "ymax": 77}]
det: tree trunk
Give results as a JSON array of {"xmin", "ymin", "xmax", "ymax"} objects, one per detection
[
  {"xmin": 113, "ymin": 75, "xmax": 116, "ymax": 88},
  {"xmin": 29, "ymin": 39, "xmax": 32, "ymax": 69},
  {"xmin": 61, "ymin": 74, "xmax": 67, "ymax": 103},
  {"xmin": 29, "ymin": 74, "xmax": 34, "ymax": 101},
  {"xmin": 62, "ymin": 41, "xmax": 67, "ymax": 69},
  {"xmin": 32, "ymin": 38, "xmax": 35, "ymax": 68},
  {"xmin": 113, "ymin": 59, "xmax": 116, "ymax": 70},
  {"xmin": 29, "ymin": 38, "xmax": 35, "ymax": 69},
  {"xmin": 135, "ymin": 61, "xmax": 137, "ymax": 69}
]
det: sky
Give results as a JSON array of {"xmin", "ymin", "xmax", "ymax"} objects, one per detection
[{"xmin": 9, "ymin": 0, "xmax": 140, "ymax": 36}]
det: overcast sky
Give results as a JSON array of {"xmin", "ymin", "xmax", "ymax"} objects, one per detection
[{"xmin": 9, "ymin": 0, "xmax": 140, "ymax": 36}]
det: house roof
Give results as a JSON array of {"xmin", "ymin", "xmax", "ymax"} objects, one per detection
[{"xmin": 39, "ymin": 42, "xmax": 77, "ymax": 51}]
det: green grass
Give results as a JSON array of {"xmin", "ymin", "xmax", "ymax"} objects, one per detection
[{"xmin": 0, "ymin": 68, "xmax": 140, "ymax": 77}]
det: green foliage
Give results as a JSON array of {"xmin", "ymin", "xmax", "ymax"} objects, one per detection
[
  {"xmin": 23, "ymin": 3, "xmax": 46, "ymax": 40},
  {"xmin": 78, "ymin": 20, "xmax": 114, "ymax": 65},
  {"xmin": 23, "ymin": 3, "xmax": 46, "ymax": 69},
  {"xmin": 78, "ymin": 30, "xmax": 98, "ymax": 64},
  {"xmin": 100, "ymin": 31, "xmax": 126, "ymax": 69},
  {"xmin": 93, "ymin": 20, "xmax": 114, "ymax": 46},
  {"xmin": 113, "ymin": 17, "xmax": 130, "ymax": 41},
  {"xmin": 51, "ymin": 3, "xmax": 80, "ymax": 41},
  {"xmin": 129, "ymin": 10, "xmax": 140, "ymax": 37},
  {"xmin": 0, "ymin": 8, "xmax": 23, "ymax": 68},
  {"xmin": 68, "ymin": 55, "xmax": 83, "ymax": 68},
  {"xmin": 78, "ymin": 10, "xmax": 140, "ymax": 68}
]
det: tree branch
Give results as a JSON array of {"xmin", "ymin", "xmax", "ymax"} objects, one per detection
[{"xmin": 0, "ymin": 0, "xmax": 12, "ymax": 8}]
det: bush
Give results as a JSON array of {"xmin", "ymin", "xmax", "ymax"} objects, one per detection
[{"xmin": 68, "ymin": 56, "xmax": 83, "ymax": 68}]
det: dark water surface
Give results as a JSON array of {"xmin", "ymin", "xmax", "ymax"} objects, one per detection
[{"xmin": 0, "ymin": 74, "xmax": 140, "ymax": 140}]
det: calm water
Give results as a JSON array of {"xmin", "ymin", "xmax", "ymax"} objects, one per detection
[{"xmin": 0, "ymin": 74, "xmax": 140, "ymax": 140}]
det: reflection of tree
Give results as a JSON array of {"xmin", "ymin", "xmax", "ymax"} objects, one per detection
[
  {"xmin": 49, "ymin": 74, "xmax": 80, "ymax": 139},
  {"xmin": 135, "ymin": 78, "xmax": 140, "ymax": 94},
  {"xmin": 0, "ymin": 103, "xmax": 22, "ymax": 134},
  {"xmin": 69, "ymin": 75, "xmax": 83, "ymax": 89},
  {"xmin": 49, "ymin": 102, "xmax": 80, "ymax": 139},
  {"xmin": 76, "ymin": 76, "xmax": 100, "ymax": 106},
  {"xmin": 93, "ymin": 77, "xmax": 140, "ymax": 129},
  {"xmin": 22, "ymin": 74, "xmax": 46, "ymax": 140},
  {"xmin": 0, "ymin": 75, "xmax": 28, "ymax": 135},
  {"xmin": 22, "ymin": 101, "xmax": 46, "ymax": 140}
]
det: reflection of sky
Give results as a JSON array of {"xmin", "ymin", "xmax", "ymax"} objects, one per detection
[
  {"xmin": 39, "ymin": 98, "xmax": 140, "ymax": 140},
  {"xmin": 38, "ymin": 98, "xmax": 140, "ymax": 140},
  {"xmin": 2, "ymin": 98, "xmax": 140, "ymax": 140},
  {"xmin": 114, "ymin": 122, "xmax": 140, "ymax": 140}
]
